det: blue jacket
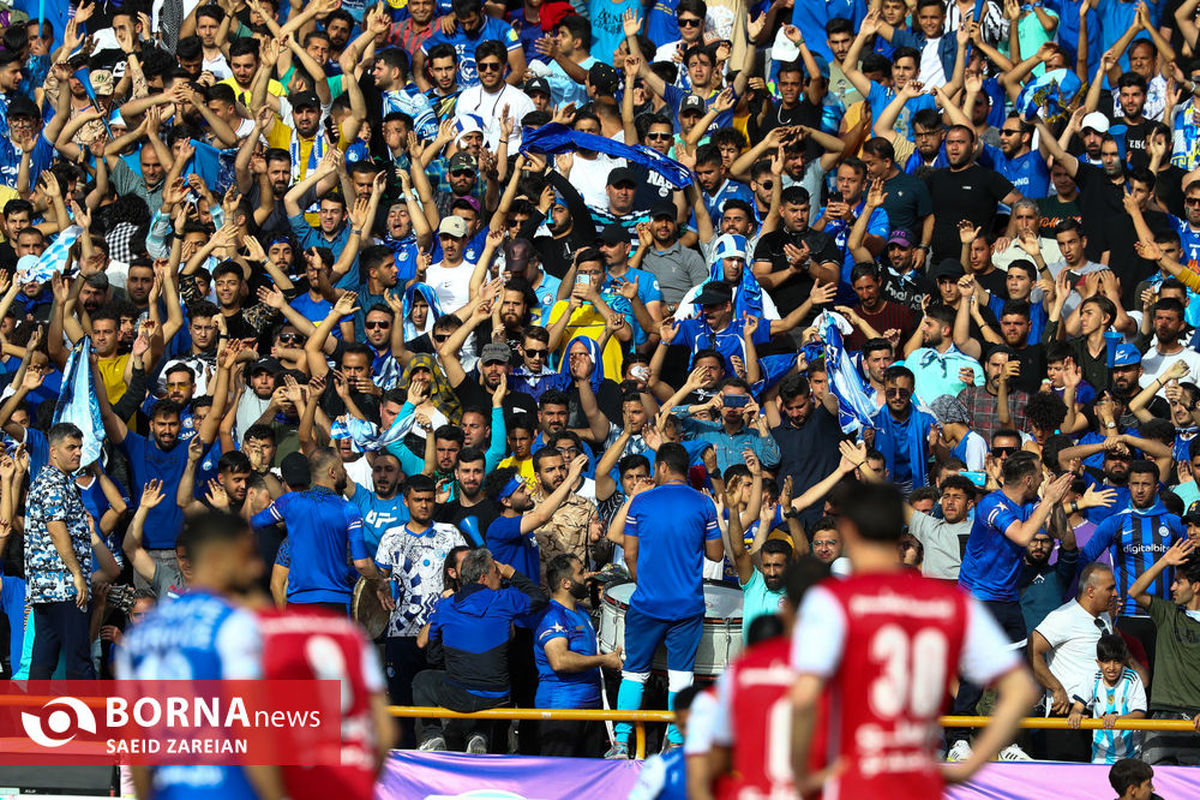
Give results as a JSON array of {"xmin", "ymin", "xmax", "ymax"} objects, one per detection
[
  {"xmin": 890, "ymin": 28, "xmax": 961, "ymax": 80},
  {"xmin": 427, "ymin": 570, "xmax": 548, "ymax": 698}
]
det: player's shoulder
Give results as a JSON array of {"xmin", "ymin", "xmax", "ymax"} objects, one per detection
[
  {"xmin": 828, "ymin": 570, "xmax": 968, "ymax": 609},
  {"xmin": 257, "ymin": 606, "xmax": 367, "ymax": 642},
  {"xmin": 732, "ymin": 635, "xmax": 793, "ymax": 674}
]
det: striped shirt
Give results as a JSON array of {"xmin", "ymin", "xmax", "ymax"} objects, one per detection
[
  {"xmin": 1077, "ymin": 667, "xmax": 1146, "ymax": 763},
  {"xmin": 1082, "ymin": 502, "xmax": 1185, "ymax": 616}
]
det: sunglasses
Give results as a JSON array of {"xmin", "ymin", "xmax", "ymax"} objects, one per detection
[
  {"xmin": 885, "ymin": 387, "xmax": 912, "ymax": 399},
  {"xmin": 477, "ymin": 61, "xmax": 503, "ymax": 72},
  {"xmin": 646, "ymin": 132, "xmax": 673, "ymax": 141},
  {"xmin": 433, "ymin": 334, "xmax": 450, "ymax": 343},
  {"xmin": 992, "ymin": 445, "xmax": 1018, "ymax": 456},
  {"xmin": 1186, "ymin": 198, "xmax": 1200, "ymax": 206},
  {"xmin": 758, "ymin": 180, "xmax": 773, "ymax": 190},
  {"xmin": 364, "ymin": 321, "xmax": 391, "ymax": 330},
  {"xmin": 451, "ymin": 169, "xmax": 476, "ymax": 177},
  {"xmin": 277, "ymin": 333, "xmax": 302, "ymax": 344},
  {"xmin": 525, "ymin": 348, "xmax": 549, "ymax": 358},
  {"xmin": 678, "ymin": 17, "xmax": 702, "ymax": 26},
  {"xmin": 999, "ymin": 129, "xmax": 1022, "ymax": 137}
]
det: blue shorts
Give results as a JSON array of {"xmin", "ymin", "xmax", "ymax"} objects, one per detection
[{"xmin": 623, "ymin": 606, "xmax": 703, "ymax": 674}]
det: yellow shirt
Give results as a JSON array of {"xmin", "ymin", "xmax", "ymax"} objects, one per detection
[
  {"xmin": 97, "ymin": 354, "xmax": 130, "ymax": 405},
  {"xmin": 218, "ymin": 77, "xmax": 286, "ymax": 109},
  {"xmin": 545, "ymin": 301, "xmax": 625, "ymax": 380},
  {"xmin": 497, "ymin": 454, "xmax": 536, "ymax": 483}
]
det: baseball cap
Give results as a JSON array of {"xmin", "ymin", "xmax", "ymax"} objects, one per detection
[
  {"xmin": 85, "ymin": 272, "xmax": 110, "ymax": 291},
  {"xmin": 524, "ymin": 77, "xmax": 551, "ymax": 97},
  {"xmin": 448, "ymin": 152, "xmax": 477, "ymax": 172},
  {"xmin": 1184, "ymin": 500, "xmax": 1200, "ymax": 525},
  {"xmin": 680, "ymin": 94, "xmax": 706, "ymax": 115},
  {"xmin": 598, "ymin": 224, "xmax": 629, "ymax": 245},
  {"xmin": 480, "ymin": 342, "xmax": 512, "ymax": 364},
  {"xmin": 887, "ymin": 229, "xmax": 914, "ymax": 248},
  {"xmin": 290, "ymin": 91, "xmax": 321, "ymax": 110},
  {"xmin": 607, "ymin": 166, "xmax": 637, "ymax": 187},
  {"xmin": 90, "ymin": 69, "xmax": 114, "ymax": 96},
  {"xmin": 280, "ymin": 451, "xmax": 312, "ymax": 488},
  {"xmin": 438, "ymin": 215, "xmax": 469, "ymax": 238},
  {"xmin": 650, "ymin": 202, "xmax": 676, "ymax": 220},
  {"xmin": 588, "ymin": 62, "xmax": 621, "ymax": 96},
  {"xmin": 1112, "ymin": 344, "xmax": 1142, "ymax": 368},
  {"xmin": 694, "ymin": 280, "xmax": 734, "ymax": 307},
  {"xmin": 712, "ymin": 233, "xmax": 747, "ymax": 262},
  {"xmin": 250, "ymin": 357, "xmax": 283, "ymax": 376},
  {"xmin": 1081, "ymin": 111, "xmax": 1110, "ymax": 133},
  {"xmin": 6, "ymin": 95, "xmax": 38, "ymax": 119},
  {"xmin": 932, "ymin": 258, "xmax": 965, "ymax": 281}
]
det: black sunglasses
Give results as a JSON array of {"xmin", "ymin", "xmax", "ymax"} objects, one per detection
[
  {"xmin": 992, "ymin": 446, "xmax": 1018, "ymax": 456},
  {"xmin": 885, "ymin": 387, "xmax": 912, "ymax": 399},
  {"xmin": 477, "ymin": 61, "xmax": 503, "ymax": 72},
  {"xmin": 364, "ymin": 321, "xmax": 391, "ymax": 330},
  {"xmin": 525, "ymin": 348, "xmax": 549, "ymax": 358},
  {"xmin": 678, "ymin": 17, "xmax": 702, "ymax": 27},
  {"xmin": 433, "ymin": 333, "xmax": 450, "ymax": 343}
]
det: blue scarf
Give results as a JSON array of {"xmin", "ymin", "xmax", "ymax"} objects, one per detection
[
  {"xmin": 871, "ymin": 403, "xmax": 935, "ymax": 488},
  {"xmin": 560, "ymin": 334, "xmax": 605, "ymax": 393},
  {"xmin": 699, "ymin": 258, "xmax": 764, "ymax": 320},
  {"xmin": 520, "ymin": 123, "xmax": 694, "ymax": 189},
  {"xmin": 402, "ymin": 282, "xmax": 445, "ymax": 341}
]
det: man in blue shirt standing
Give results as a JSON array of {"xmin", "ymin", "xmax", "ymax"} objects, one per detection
[
  {"xmin": 607, "ymin": 442, "xmax": 723, "ymax": 759},
  {"xmin": 414, "ymin": 0, "xmax": 525, "ymax": 89},
  {"xmin": 534, "ymin": 553, "xmax": 623, "ymax": 756},
  {"xmin": 482, "ymin": 453, "xmax": 589, "ymax": 582},
  {"xmin": 947, "ymin": 451, "xmax": 1072, "ymax": 761},
  {"xmin": 250, "ymin": 447, "xmax": 379, "ymax": 614}
]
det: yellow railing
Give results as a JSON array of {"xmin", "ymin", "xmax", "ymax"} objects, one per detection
[{"xmin": 391, "ymin": 707, "xmax": 1199, "ymax": 761}]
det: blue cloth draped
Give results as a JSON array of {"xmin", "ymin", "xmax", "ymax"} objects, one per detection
[
  {"xmin": 560, "ymin": 334, "xmax": 605, "ymax": 393},
  {"xmin": 820, "ymin": 311, "xmax": 877, "ymax": 434},
  {"xmin": 520, "ymin": 123, "xmax": 694, "ymax": 189},
  {"xmin": 402, "ymin": 282, "xmax": 445, "ymax": 341},
  {"xmin": 53, "ymin": 339, "xmax": 104, "ymax": 467}
]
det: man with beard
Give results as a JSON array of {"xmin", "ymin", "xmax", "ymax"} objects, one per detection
[
  {"xmin": 903, "ymin": 474, "xmax": 978, "ymax": 580},
  {"xmin": 528, "ymin": 446, "xmax": 600, "ymax": 585},
  {"xmin": 861, "ymin": 338, "xmax": 894, "ymax": 408},
  {"xmin": 771, "ymin": 374, "xmax": 842, "ymax": 531},
  {"xmin": 505, "ymin": 241, "xmax": 559, "ymax": 323},
  {"xmin": 99, "ymin": 342, "xmax": 239, "ymax": 583},
  {"xmin": 533, "ymin": 553, "xmax": 624, "ymax": 756},
  {"xmin": 413, "ymin": 0, "xmax": 526, "ymax": 91},
  {"xmin": 1059, "ymin": 429, "xmax": 1173, "ymax": 525},
  {"xmin": 751, "ymin": 186, "xmax": 842, "ymax": 318},
  {"xmin": 958, "ymin": 346, "xmax": 1031, "ymax": 443},
  {"xmin": 980, "ymin": 114, "xmax": 1051, "ymax": 200},
  {"xmin": 346, "ymin": 452, "xmax": 408, "ymax": 555},
  {"xmin": 926, "ymin": 125, "xmax": 1022, "ymax": 261},
  {"xmin": 178, "ymin": 448, "xmax": 254, "ymax": 515},
  {"xmin": 423, "ymin": 44, "xmax": 462, "ymax": 121},
  {"xmin": 236, "ymin": 137, "xmax": 297, "ymax": 240},
  {"xmin": 159, "ymin": 302, "xmax": 221, "ymax": 396},
  {"xmin": 250, "ymin": 447, "xmax": 380, "ymax": 613},
  {"xmin": 484, "ymin": 455, "xmax": 588, "ymax": 583},
  {"xmin": 437, "ymin": 447, "xmax": 498, "ymax": 544},
  {"xmin": 454, "ymin": 40, "xmax": 534, "ymax": 150},
  {"xmin": 284, "ymin": 152, "xmax": 357, "ymax": 266},
  {"xmin": 901, "ymin": 304, "xmax": 983, "ymax": 405},
  {"xmin": 1137, "ymin": 297, "xmax": 1200, "ymax": 387},
  {"xmin": 374, "ymin": 473, "xmax": 466, "ymax": 746},
  {"xmin": 814, "ymin": 158, "xmax": 890, "ymax": 300},
  {"xmin": 142, "ymin": 364, "xmax": 201, "ymax": 441},
  {"xmin": 837, "ymin": 264, "xmax": 917, "ymax": 353},
  {"xmin": 642, "ymin": 205, "xmax": 709, "ymax": 308},
  {"xmin": 372, "ymin": 49, "xmax": 438, "ymax": 142},
  {"xmin": 440, "ymin": 314, "xmax": 538, "ymax": 417}
]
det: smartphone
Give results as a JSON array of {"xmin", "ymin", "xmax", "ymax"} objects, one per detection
[
  {"xmin": 575, "ymin": 274, "xmax": 590, "ymax": 286},
  {"xmin": 724, "ymin": 394, "xmax": 750, "ymax": 408},
  {"xmin": 960, "ymin": 471, "xmax": 987, "ymax": 488}
]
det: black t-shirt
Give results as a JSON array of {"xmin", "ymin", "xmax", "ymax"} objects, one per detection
[
  {"xmin": 925, "ymin": 163, "xmax": 1014, "ymax": 260},
  {"xmin": 1009, "ymin": 343, "xmax": 1046, "ymax": 395},
  {"xmin": 880, "ymin": 169, "xmax": 933, "ymax": 236},
  {"xmin": 752, "ymin": 227, "xmax": 842, "ymax": 317},
  {"xmin": 974, "ymin": 267, "xmax": 1008, "ymax": 301},
  {"xmin": 1157, "ymin": 164, "xmax": 1187, "ymax": 218},
  {"xmin": 435, "ymin": 498, "xmax": 499, "ymax": 547},
  {"xmin": 1073, "ymin": 162, "xmax": 1125, "ymax": 263},
  {"xmin": 1122, "ymin": 120, "xmax": 1154, "ymax": 169},
  {"xmin": 451, "ymin": 372, "xmax": 537, "ymax": 419}
]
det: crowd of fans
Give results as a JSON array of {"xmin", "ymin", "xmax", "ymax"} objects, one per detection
[{"xmin": 5, "ymin": 0, "xmax": 1200, "ymax": 778}]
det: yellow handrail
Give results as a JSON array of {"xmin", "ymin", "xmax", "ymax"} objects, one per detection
[{"xmin": 390, "ymin": 706, "xmax": 1200, "ymax": 760}]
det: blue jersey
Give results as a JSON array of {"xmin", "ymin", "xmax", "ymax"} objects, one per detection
[
  {"xmin": 485, "ymin": 514, "xmax": 541, "ymax": 583},
  {"xmin": 1173, "ymin": 217, "xmax": 1200, "ymax": 271},
  {"xmin": 959, "ymin": 490, "xmax": 1037, "ymax": 602},
  {"xmin": 698, "ymin": 180, "xmax": 756, "ymax": 228},
  {"xmin": 349, "ymin": 483, "xmax": 409, "ymax": 556},
  {"xmin": 627, "ymin": 483, "xmax": 719, "ymax": 620},
  {"xmin": 815, "ymin": 198, "xmax": 890, "ymax": 301},
  {"xmin": 672, "ymin": 316, "xmax": 772, "ymax": 377},
  {"xmin": 1082, "ymin": 502, "xmax": 1184, "ymax": 616},
  {"xmin": 534, "ymin": 599, "xmax": 602, "ymax": 708},
  {"xmin": 866, "ymin": 82, "xmax": 937, "ymax": 142},
  {"xmin": 122, "ymin": 432, "xmax": 210, "ymax": 549},
  {"xmin": 116, "ymin": 590, "xmax": 261, "ymax": 800},
  {"xmin": 250, "ymin": 488, "xmax": 368, "ymax": 604},
  {"xmin": 981, "ymin": 145, "xmax": 1051, "ymax": 200}
]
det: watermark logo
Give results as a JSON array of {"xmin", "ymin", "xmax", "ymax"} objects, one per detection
[{"xmin": 20, "ymin": 696, "xmax": 97, "ymax": 748}]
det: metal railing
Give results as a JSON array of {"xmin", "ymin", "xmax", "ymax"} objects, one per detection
[{"xmin": 391, "ymin": 707, "xmax": 1200, "ymax": 760}]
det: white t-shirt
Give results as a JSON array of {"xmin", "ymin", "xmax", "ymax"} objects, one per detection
[
  {"xmin": 1033, "ymin": 600, "xmax": 1114, "ymax": 708},
  {"xmin": 425, "ymin": 260, "xmax": 476, "ymax": 312},
  {"xmin": 454, "ymin": 85, "xmax": 535, "ymax": 151},
  {"xmin": 567, "ymin": 154, "xmax": 626, "ymax": 209},
  {"xmin": 918, "ymin": 36, "xmax": 948, "ymax": 87},
  {"xmin": 1139, "ymin": 344, "xmax": 1200, "ymax": 391}
]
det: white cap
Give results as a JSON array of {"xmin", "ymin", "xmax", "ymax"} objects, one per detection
[
  {"xmin": 712, "ymin": 233, "xmax": 747, "ymax": 262},
  {"xmin": 1080, "ymin": 111, "xmax": 1110, "ymax": 133}
]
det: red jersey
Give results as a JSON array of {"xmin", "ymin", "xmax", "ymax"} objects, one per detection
[
  {"xmin": 257, "ymin": 608, "xmax": 386, "ymax": 800},
  {"xmin": 712, "ymin": 635, "xmax": 830, "ymax": 800},
  {"xmin": 790, "ymin": 571, "xmax": 1017, "ymax": 800}
]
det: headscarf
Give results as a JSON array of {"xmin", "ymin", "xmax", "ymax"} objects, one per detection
[
  {"xmin": 697, "ymin": 234, "xmax": 764, "ymax": 320},
  {"xmin": 400, "ymin": 353, "xmax": 462, "ymax": 425},
  {"xmin": 559, "ymin": 334, "xmax": 605, "ymax": 393},
  {"xmin": 402, "ymin": 283, "xmax": 445, "ymax": 341},
  {"xmin": 929, "ymin": 394, "xmax": 972, "ymax": 427}
]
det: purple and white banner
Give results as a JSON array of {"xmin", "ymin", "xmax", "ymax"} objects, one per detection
[{"xmin": 377, "ymin": 752, "xmax": 1200, "ymax": 800}]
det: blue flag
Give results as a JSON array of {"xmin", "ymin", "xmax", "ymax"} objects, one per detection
[
  {"xmin": 820, "ymin": 311, "xmax": 877, "ymax": 434},
  {"xmin": 53, "ymin": 339, "xmax": 105, "ymax": 467},
  {"xmin": 520, "ymin": 123, "xmax": 694, "ymax": 189}
]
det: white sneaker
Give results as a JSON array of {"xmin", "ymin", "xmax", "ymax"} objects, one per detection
[
  {"xmin": 418, "ymin": 736, "xmax": 446, "ymax": 751},
  {"xmin": 946, "ymin": 740, "xmax": 973, "ymax": 762},
  {"xmin": 466, "ymin": 734, "xmax": 488, "ymax": 754},
  {"xmin": 997, "ymin": 743, "xmax": 1033, "ymax": 761}
]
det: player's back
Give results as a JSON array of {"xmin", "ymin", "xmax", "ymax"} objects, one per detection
[
  {"xmin": 815, "ymin": 571, "xmax": 970, "ymax": 800},
  {"xmin": 714, "ymin": 635, "xmax": 827, "ymax": 800},
  {"xmin": 117, "ymin": 591, "xmax": 262, "ymax": 800},
  {"xmin": 257, "ymin": 607, "xmax": 385, "ymax": 800}
]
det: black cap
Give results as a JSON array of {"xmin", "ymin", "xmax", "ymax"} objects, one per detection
[
  {"xmin": 250, "ymin": 357, "xmax": 283, "ymax": 375},
  {"xmin": 524, "ymin": 77, "xmax": 551, "ymax": 96},
  {"xmin": 650, "ymin": 202, "xmax": 676, "ymax": 220},
  {"xmin": 932, "ymin": 258, "xmax": 965, "ymax": 281},
  {"xmin": 280, "ymin": 451, "xmax": 311, "ymax": 488},
  {"xmin": 607, "ymin": 166, "xmax": 637, "ymax": 187},
  {"xmin": 598, "ymin": 224, "xmax": 630, "ymax": 245},
  {"xmin": 6, "ymin": 95, "xmax": 38, "ymax": 119},
  {"xmin": 695, "ymin": 280, "xmax": 734, "ymax": 306},
  {"xmin": 588, "ymin": 62, "xmax": 621, "ymax": 96},
  {"xmin": 290, "ymin": 91, "xmax": 321, "ymax": 110},
  {"xmin": 680, "ymin": 94, "xmax": 706, "ymax": 115}
]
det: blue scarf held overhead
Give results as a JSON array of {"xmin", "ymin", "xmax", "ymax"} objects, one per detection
[
  {"xmin": 54, "ymin": 339, "xmax": 105, "ymax": 467},
  {"xmin": 820, "ymin": 312, "xmax": 877, "ymax": 434},
  {"xmin": 520, "ymin": 123, "xmax": 694, "ymax": 189}
]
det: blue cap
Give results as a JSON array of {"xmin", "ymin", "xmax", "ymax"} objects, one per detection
[
  {"xmin": 809, "ymin": 55, "xmax": 830, "ymax": 81},
  {"xmin": 1112, "ymin": 344, "xmax": 1142, "ymax": 368}
]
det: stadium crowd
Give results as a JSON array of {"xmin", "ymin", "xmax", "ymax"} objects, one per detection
[{"xmin": 5, "ymin": 0, "xmax": 1200, "ymax": 792}]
